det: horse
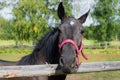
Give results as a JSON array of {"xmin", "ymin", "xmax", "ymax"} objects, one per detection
[{"xmin": 0, "ymin": 2, "xmax": 89, "ymax": 80}]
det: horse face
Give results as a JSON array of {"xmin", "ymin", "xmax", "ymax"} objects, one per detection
[{"xmin": 58, "ymin": 2, "xmax": 89, "ymax": 73}]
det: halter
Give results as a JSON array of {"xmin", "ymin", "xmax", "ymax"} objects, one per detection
[{"xmin": 59, "ymin": 39, "xmax": 88, "ymax": 67}]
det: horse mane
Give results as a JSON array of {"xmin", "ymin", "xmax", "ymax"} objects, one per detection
[{"xmin": 18, "ymin": 28, "xmax": 60, "ymax": 65}]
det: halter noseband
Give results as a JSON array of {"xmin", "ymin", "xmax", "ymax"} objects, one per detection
[{"xmin": 59, "ymin": 39, "xmax": 88, "ymax": 67}]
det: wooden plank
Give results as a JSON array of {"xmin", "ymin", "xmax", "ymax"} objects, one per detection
[{"xmin": 0, "ymin": 61, "xmax": 120, "ymax": 78}]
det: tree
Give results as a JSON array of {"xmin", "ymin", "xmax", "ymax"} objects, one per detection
[
  {"xmin": 45, "ymin": 0, "xmax": 72, "ymax": 27},
  {"xmin": 0, "ymin": 0, "xmax": 73, "ymax": 45},
  {"xmin": 12, "ymin": 0, "xmax": 72, "ymax": 45},
  {"xmin": 91, "ymin": 0, "xmax": 119, "ymax": 42},
  {"xmin": 12, "ymin": 0, "xmax": 51, "ymax": 44},
  {"xmin": 0, "ymin": 17, "xmax": 7, "ymax": 39},
  {"xmin": 0, "ymin": 0, "xmax": 7, "ymax": 10}
]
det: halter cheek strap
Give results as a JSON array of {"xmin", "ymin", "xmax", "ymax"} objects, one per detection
[{"xmin": 59, "ymin": 39, "xmax": 88, "ymax": 67}]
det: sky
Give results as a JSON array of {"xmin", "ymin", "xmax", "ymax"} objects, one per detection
[
  {"xmin": 72, "ymin": 0, "xmax": 95, "ymax": 26},
  {"xmin": 0, "ymin": 0, "xmax": 15, "ymax": 19},
  {"xmin": 0, "ymin": 0, "xmax": 95, "ymax": 26}
]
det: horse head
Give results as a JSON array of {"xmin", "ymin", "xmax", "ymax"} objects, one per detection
[{"xmin": 58, "ymin": 2, "xmax": 89, "ymax": 73}]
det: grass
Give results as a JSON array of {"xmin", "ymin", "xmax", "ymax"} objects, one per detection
[
  {"xmin": 0, "ymin": 39, "xmax": 33, "ymax": 61},
  {"xmin": 0, "ymin": 47, "xmax": 119, "ymax": 61},
  {"xmin": 83, "ymin": 39, "xmax": 120, "ymax": 47},
  {"xmin": 0, "ymin": 53, "xmax": 25, "ymax": 61},
  {"xmin": 0, "ymin": 39, "xmax": 32, "ymax": 46},
  {"xmin": 0, "ymin": 40, "xmax": 15, "ymax": 46},
  {"xmin": 68, "ymin": 48, "xmax": 120, "ymax": 80},
  {"xmin": 0, "ymin": 39, "xmax": 120, "ymax": 80},
  {"xmin": 67, "ymin": 71, "xmax": 120, "ymax": 80},
  {"xmin": 0, "ymin": 47, "xmax": 32, "ymax": 54},
  {"xmin": 0, "ymin": 47, "xmax": 33, "ymax": 61},
  {"xmin": 0, "ymin": 48, "xmax": 119, "ymax": 80}
]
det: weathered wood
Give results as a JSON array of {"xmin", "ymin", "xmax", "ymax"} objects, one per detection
[{"xmin": 0, "ymin": 61, "xmax": 120, "ymax": 78}]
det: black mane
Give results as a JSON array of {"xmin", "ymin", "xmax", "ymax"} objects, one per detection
[{"xmin": 18, "ymin": 28, "xmax": 60, "ymax": 65}]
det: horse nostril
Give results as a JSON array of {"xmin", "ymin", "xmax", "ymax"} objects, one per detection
[
  {"xmin": 60, "ymin": 57, "xmax": 64, "ymax": 66},
  {"xmin": 71, "ymin": 57, "xmax": 76, "ymax": 68},
  {"xmin": 71, "ymin": 64, "xmax": 74, "ymax": 68}
]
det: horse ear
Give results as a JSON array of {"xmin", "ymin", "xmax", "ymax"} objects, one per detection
[
  {"xmin": 78, "ymin": 9, "xmax": 90, "ymax": 24},
  {"xmin": 57, "ymin": 2, "xmax": 66, "ymax": 20}
]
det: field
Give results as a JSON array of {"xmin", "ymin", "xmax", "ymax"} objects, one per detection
[{"xmin": 0, "ymin": 40, "xmax": 120, "ymax": 80}]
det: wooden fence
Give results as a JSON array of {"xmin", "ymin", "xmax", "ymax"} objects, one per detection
[
  {"xmin": 0, "ymin": 61, "xmax": 120, "ymax": 78},
  {"xmin": 84, "ymin": 41, "xmax": 120, "ymax": 49},
  {"xmin": 0, "ymin": 41, "xmax": 120, "ymax": 49}
]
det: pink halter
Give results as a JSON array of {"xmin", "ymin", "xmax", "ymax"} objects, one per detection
[{"xmin": 59, "ymin": 39, "xmax": 88, "ymax": 67}]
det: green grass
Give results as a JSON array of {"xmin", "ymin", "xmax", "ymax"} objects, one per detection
[
  {"xmin": 0, "ymin": 53, "xmax": 25, "ymax": 61},
  {"xmin": 83, "ymin": 39, "xmax": 120, "ymax": 47},
  {"xmin": 110, "ymin": 41, "xmax": 120, "ymax": 46},
  {"xmin": 0, "ymin": 47, "xmax": 119, "ymax": 62},
  {"xmin": 0, "ymin": 39, "xmax": 120, "ymax": 80},
  {"xmin": 84, "ymin": 48, "xmax": 120, "ymax": 54},
  {"xmin": 0, "ymin": 47, "xmax": 32, "ymax": 54},
  {"xmin": 0, "ymin": 39, "xmax": 32, "ymax": 46},
  {"xmin": 0, "ymin": 40, "xmax": 15, "ymax": 46},
  {"xmin": 0, "ymin": 49, "xmax": 119, "ymax": 80},
  {"xmin": 0, "ymin": 47, "xmax": 33, "ymax": 61},
  {"xmin": 68, "ymin": 71, "xmax": 120, "ymax": 80}
]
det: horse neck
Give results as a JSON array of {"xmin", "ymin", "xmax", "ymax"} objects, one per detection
[
  {"xmin": 36, "ymin": 28, "xmax": 60, "ymax": 64},
  {"xmin": 18, "ymin": 28, "xmax": 60, "ymax": 65}
]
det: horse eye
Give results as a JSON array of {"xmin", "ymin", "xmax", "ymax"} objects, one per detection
[{"xmin": 81, "ymin": 30, "xmax": 84, "ymax": 34}]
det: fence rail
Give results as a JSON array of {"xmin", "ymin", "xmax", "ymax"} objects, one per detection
[
  {"xmin": 0, "ymin": 61, "xmax": 120, "ymax": 78},
  {"xmin": 83, "ymin": 41, "xmax": 120, "ymax": 49},
  {"xmin": 0, "ymin": 41, "xmax": 120, "ymax": 49}
]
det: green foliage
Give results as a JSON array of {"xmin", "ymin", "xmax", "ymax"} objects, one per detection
[
  {"xmin": 91, "ymin": 0, "xmax": 119, "ymax": 42},
  {"xmin": 0, "ymin": 0, "xmax": 73, "ymax": 43},
  {"xmin": 11, "ymin": 0, "xmax": 72, "ymax": 44},
  {"xmin": 84, "ymin": 25, "xmax": 96, "ymax": 40},
  {"xmin": 0, "ymin": 47, "xmax": 32, "ymax": 54},
  {"xmin": 0, "ymin": 17, "xmax": 6, "ymax": 39},
  {"xmin": 0, "ymin": 17, "xmax": 13, "ymax": 40},
  {"xmin": 45, "ymin": 0, "xmax": 72, "ymax": 26},
  {"xmin": 12, "ymin": 0, "xmax": 50, "ymax": 43}
]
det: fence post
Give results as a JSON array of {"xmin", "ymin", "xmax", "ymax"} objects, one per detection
[
  {"xmin": 105, "ymin": 41, "xmax": 109, "ymax": 49},
  {"xmin": 98, "ymin": 42, "xmax": 101, "ymax": 48}
]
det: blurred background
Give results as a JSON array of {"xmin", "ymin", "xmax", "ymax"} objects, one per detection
[{"xmin": 0, "ymin": 0, "xmax": 120, "ymax": 80}]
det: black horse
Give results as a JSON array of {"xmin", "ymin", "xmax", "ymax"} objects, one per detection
[{"xmin": 0, "ymin": 2, "xmax": 89, "ymax": 80}]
